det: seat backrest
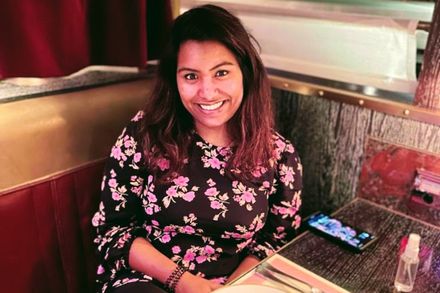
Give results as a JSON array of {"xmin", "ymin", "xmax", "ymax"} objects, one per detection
[{"xmin": 0, "ymin": 79, "xmax": 152, "ymax": 293}]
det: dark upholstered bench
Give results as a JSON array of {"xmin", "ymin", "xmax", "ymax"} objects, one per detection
[{"xmin": 0, "ymin": 79, "xmax": 151, "ymax": 293}]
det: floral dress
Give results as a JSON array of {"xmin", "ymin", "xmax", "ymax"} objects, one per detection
[{"xmin": 92, "ymin": 111, "xmax": 303, "ymax": 292}]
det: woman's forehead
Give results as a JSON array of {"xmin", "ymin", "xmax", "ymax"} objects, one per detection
[{"xmin": 177, "ymin": 40, "xmax": 239, "ymax": 69}]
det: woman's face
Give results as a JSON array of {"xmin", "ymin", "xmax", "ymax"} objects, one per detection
[{"xmin": 176, "ymin": 40, "xmax": 243, "ymax": 139}]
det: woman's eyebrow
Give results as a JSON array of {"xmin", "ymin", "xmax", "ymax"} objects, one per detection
[
  {"xmin": 209, "ymin": 61, "xmax": 234, "ymax": 71},
  {"xmin": 177, "ymin": 67, "xmax": 199, "ymax": 73},
  {"xmin": 177, "ymin": 61, "xmax": 234, "ymax": 73}
]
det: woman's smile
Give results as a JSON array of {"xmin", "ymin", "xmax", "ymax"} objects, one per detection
[{"xmin": 198, "ymin": 100, "xmax": 225, "ymax": 111}]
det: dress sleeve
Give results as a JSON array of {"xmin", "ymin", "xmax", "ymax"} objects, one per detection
[
  {"xmin": 247, "ymin": 135, "xmax": 303, "ymax": 260},
  {"xmin": 92, "ymin": 114, "xmax": 148, "ymax": 279}
]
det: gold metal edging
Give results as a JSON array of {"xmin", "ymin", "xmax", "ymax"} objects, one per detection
[{"xmin": 269, "ymin": 74, "xmax": 440, "ymax": 127}]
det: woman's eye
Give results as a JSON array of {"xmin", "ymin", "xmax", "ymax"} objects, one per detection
[
  {"xmin": 184, "ymin": 73, "xmax": 197, "ymax": 80},
  {"xmin": 215, "ymin": 70, "xmax": 228, "ymax": 77}
]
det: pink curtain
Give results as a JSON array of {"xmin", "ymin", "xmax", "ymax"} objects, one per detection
[{"xmin": 0, "ymin": 0, "xmax": 172, "ymax": 78}]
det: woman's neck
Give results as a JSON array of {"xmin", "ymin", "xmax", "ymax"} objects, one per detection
[{"xmin": 195, "ymin": 125, "xmax": 231, "ymax": 147}]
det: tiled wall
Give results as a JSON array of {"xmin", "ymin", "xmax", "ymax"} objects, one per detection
[{"xmin": 273, "ymin": 88, "xmax": 440, "ymax": 226}]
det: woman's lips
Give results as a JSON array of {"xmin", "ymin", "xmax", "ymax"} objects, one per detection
[{"xmin": 198, "ymin": 100, "xmax": 225, "ymax": 111}]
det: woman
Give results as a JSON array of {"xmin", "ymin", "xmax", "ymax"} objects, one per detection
[{"xmin": 92, "ymin": 4, "xmax": 302, "ymax": 293}]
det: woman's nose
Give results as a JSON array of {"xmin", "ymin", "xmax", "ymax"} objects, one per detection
[{"xmin": 198, "ymin": 79, "xmax": 217, "ymax": 100}]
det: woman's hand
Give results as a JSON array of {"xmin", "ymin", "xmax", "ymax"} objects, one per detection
[{"xmin": 175, "ymin": 272, "xmax": 223, "ymax": 293}]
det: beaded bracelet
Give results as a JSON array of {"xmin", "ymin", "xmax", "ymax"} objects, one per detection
[{"xmin": 165, "ymin": 265, "xmax": 187, "ymax": 292}]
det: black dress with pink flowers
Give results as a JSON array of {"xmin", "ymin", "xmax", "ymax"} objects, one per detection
[{"xmin": 92, "ymin": 111, "xmax": 302, "ymax": 292}]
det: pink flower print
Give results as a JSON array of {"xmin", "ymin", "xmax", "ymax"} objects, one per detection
[
  {"xmin": 157, "ymin": 158, "xmax": 170, "ymax": 171},
  {"xmin": 111, "ymin": 146, "xmax": 123, "ymax": 160},
  {"xmin": 231, "ymin": 233, "xmax": 241, "ymax": 239},
  {"xmin": 286, "ymin": 207, "xmax": 296, "ymax": 217},
  {"xmin": 286, "ymin": 144, "xmax": 294, "ymax": 153},
  {"xmin": 161, "ymin": 234, "xmax": 171, "ymax": 243},
  {"xmin": 145, "ymin": 207, "xmax": 153, "ymax": 215},
  {"xmin": 164, "ymin": 226, "xmax": 175, "ymax": 232},
  {"xmin": 204, "ymin": 245, "xmax": 215, "ymax": 255},
  {"xmin": 243, "ymin": 232, "xmax": 253, "ymax": 239},
  {"xmin": 108, "ymin": 179, "xmax": 117, "ymax": 188},
  {"xmin": 91, "ymin": 210, "xmax": 104, "ymax": 227},
  {"xmin": 242, "ymin": 191, "xmax": 254, "ymax": 203},
  {"xmin": 219, "ymin": 148, "xmax": 230, "ymax": 156},
  {"xmin": 183, "ymin": 226, "xmax": 195, "ymax": 234},
  {"xmin": 124, "ymin": 139, "xmax": 133, "ymax": 148},
  {"xmin": 112, "ymin": 192, "xmax": 122, "ymax": 201},
  {"xmin": 148, "ymin": 193, "xmax": 157, "ymax": 202},
  {"xmin": 275, "ymin": 139, "xmax": 286, "ymax": 151},
  {"xmin": 293, "ymin": 215, "xmax": 301, "ymax": 229},
  {"xmin": 263, "ymin": 181, "xmax": 270, "ymax": 188},
  {"xmin": 172, "ymin": 246, "xmax": 181, "ymax": 254},
  {"xmin": 284, "ymin": 169, "xmax": 294, "ymax": 183},
  {"xmin": 277, "ymin": 227, "xmax": 285, "ymax": 234},
  {"xmin": 117, "ymin": 232, "xmax": 131, "ymax": 248},
  {"xmin": 183, "ymin": 191, "xmax": 195, "ymax": 202},
  {"xmin": 133, "ymin": 153, "xmax": 142, "ymax": 163},
  {"xmin": 256, "ymin": 220, "xmax": 265, "ymax": 231},
  {"xmin": 278, "ymin": 207, "xmax": 288, "ymax": 214},
  {"xmin": 131, "ymin": 186, "xmax": 142, "ymax": 195},
  {"xmin": 173, "ymin": 176, "xmax": 189, "ymax": 187},
  {"xmin": 205, "ymin": 187, "xmax": 218, "ymax": 196},
  {"xmin": 210, "ymin": 201, "xmax": 221, "ymax": 210},
  {"xmin": 252, "ymin": 169, "xmax": 262, "ymax": 177},
  {"xmin": 151, "ymin": 220, "xmax": 159, "ymax": 226},
  {"xmin": 166, "ymin": 186, "xmax": 178, "ymax": 197},
  {"xmin": 131, "ymin": 111, "xmax": 144, "ymax": 121},
  {"xmin": 97, "ymin": 265, "xmax": 105, "ymax": 275},
  {"xmin": 184, "ymin": 250, "xmax": 195, "ymax": 262},
  {"xmin": 196, "ymin": 255, "xmax": 207, "ymax": 264},
  {"xmin": 208, "ymin": 157, "xmax": 221, "ymax": 169}
]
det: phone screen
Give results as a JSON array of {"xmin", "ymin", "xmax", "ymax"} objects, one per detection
[{"xmin": 305, "ymin": 212, "xmax": 377, "ymax": 252}]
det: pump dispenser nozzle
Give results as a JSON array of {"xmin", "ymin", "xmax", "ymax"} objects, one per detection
[{"xmin": 404, "ymin": 234, "xmax": 420, "ymax": 260}]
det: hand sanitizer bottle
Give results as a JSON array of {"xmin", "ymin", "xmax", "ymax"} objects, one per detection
[{"xmin": 394, "ymin": 233, "xmax": 420, "ymax": 292}]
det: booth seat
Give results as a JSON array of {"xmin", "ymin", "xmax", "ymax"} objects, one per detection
[{"xmin": 0, "ymin": 79, "xmax": 152, "ymax": 293}]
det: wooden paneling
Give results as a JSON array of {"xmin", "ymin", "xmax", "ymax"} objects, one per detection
[
  {"xmin": 370, "ymin": 112, "xmax": 440, "ymax": 153},
  {"xmin": 273, "ymin": 89, "xmax": 440, "ymax": 216},
  {"xmin": 415, "ymin": 0, "xmax": 440, "ymax": 109}
]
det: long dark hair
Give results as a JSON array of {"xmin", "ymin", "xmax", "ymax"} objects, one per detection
[{"xmin": 139, "ymin": 4, "xmax": 274, "ymax": 181}]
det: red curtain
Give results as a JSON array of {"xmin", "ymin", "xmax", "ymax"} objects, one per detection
[{"xmin": 0, "ymin": 0, "xmax": 171, "ymax": 79}]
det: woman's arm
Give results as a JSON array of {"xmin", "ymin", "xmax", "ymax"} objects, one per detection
[
  {"xmin": 129, "ymin": 237, "xmax": 222, "ymax": 293},
  {"xmin": 226, "ymin": 255, "xmax": 260, "ymax": 283},
  {"xmin": 246, "ymin": 135, "xmax": 303, "ymax": 260}
]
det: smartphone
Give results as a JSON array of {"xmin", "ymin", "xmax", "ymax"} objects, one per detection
[{"xmin": 304, "ymin": 212, "xmax": 377, "ymax": 253}]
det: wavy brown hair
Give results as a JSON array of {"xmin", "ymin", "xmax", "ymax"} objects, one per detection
[{"xmin": 138, "ymin": 4, "xmax": 274, "ymax": 181}]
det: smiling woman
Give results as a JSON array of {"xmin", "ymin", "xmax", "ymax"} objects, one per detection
[{"xmin": 92, "ymin": 4, "xmax": 303, "ymax": 293}]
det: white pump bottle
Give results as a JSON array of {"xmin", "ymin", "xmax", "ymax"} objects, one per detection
[{"xmin": 394, "ymin": 233, "xmax": 420, "ymax": 292}]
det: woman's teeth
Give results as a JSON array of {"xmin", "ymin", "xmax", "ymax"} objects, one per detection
[{"xmin": 199, "ymin": 101, "xmax": 223, "ymax": 110}]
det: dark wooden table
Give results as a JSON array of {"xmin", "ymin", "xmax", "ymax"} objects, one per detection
[{"xmin": 278, "ymin": 198, "xmax": 440, "ymax": 293}]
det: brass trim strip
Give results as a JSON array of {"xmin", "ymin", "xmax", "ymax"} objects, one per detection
[
  {"xmin": 0, "ymin": 158, "xmax": 106, "ymax": 196},
  {"xmin": 172, "ymin": 0, "xmax": 181, "ymax": 18},
  {"xmin": 269, "ymin": 74, "xmax": 440, "ymax": 126}
]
